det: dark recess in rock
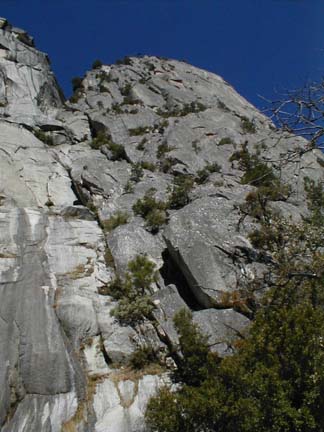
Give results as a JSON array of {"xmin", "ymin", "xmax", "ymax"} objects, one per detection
[{"xmin": 160, "ymin": 249, "xmax": 202, "ymax": 311}]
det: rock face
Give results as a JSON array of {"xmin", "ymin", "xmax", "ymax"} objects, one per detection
[{"xmin": 0, "ymin": 19, "xmax": 323, "ymax": 432}]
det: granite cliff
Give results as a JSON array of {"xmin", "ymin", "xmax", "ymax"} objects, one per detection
[{"xmin": 0, "ymin": 19, "xmax": 323, "ymax": 432}]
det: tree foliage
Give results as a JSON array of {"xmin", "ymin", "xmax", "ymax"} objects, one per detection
[
  {"xmin": 146, "ymin": 177, "xmax": 324, "ymax": 432},
  {"xmin": 109, "ymin": 255, "xmax": 157, "ymax": 325}
]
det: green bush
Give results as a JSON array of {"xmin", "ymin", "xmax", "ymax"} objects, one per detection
[
  {"xmin": 109, "ymin": 255, "xmax": 157, "ymax": 324},
  {"xmin": 147, "ymin": 186, "xmax": 324, "ymax": 432},
  {"xmin": 34, "ymin": 129, "xmax": 54, "ymax": 146},
  {"xmin": 129, "ymin": 345, "xmax": 158, "ymax": 370},
  {"xmin": 89, "ymin": 132, "xmax": 109, "ymax": 149},
  {"xmin": 92, "ymin": 59, "xmax": 103, "ymax": 69},
  {"xmin": 145, "ymin": 208, "xmax": 167, "ymax": 232},
  {"xmin": 136, "ymin": 137, "xmax": 147, "ymax": 151},
  {"xmin": 157, "ymin": 101, "xmax": 207, "ymax": 118},
  {"xmin": 241, "ymin": 116, "xmax": 256, "ymax": 134},
  {"xmin": 168, "ymin": 175, "xmax": 194, "ymax": 209},
  {"xmin": 112, "ymin": 103, "xmax": 124, "ymax": 114},
  {"xmin": 102, "ymin": 211, "xmax": 129, "ymax": 232},
  {"xmin": 116, "ymin": 56, "xmax": 133, "ymax": 65},
  {"xmin": 90, "ymin": 132, "xmax": 127, "ymax": 161},
  {"xmin": 133, "ymin": 188, "xmax": 167, "ymax": 232},
  {"xmin": 71, "ymin": 76, "xmax": 83, "ymax": 92},
  {"xmin": 157, "ymin": 142, "xmax": 173, "ymax": 159},
  {"xmin": 99, "ymin": 84, "xmax": 109, "ymax": 93},
  {"xmin": 108, "ymin": 142, "xmax": 128, "ymax": 161},
  {"xmin": 160, "ymin": 157, "xmax": 177, "ymax": 173},
  {"xmin": 112, "ymin": 295, "xmax": 154, "ymax": 324},
  {"xmin": 130, "ymin": 163, "xmax": 144, "ymax": 182},
  {"xmin": 129, "ymin": 126, "xmax": 149, "ymax": 136},
  {"xmin": 241, "ymin": 183, "xmax": 290, "ymax": 222},
  {"xmin": 304, "ymin": 177, "xmax": 324, "ymax": 225},
  {"xmin": 124, "ymin": 180, "xmax": 134, "ymax": 194},
  {"xmin": 69, "ymin": 90, "xmax": 82, "ymax": 104},
  {"xmin": 146, "ymin": 272, "xmax": 324, "ymax": 431},
  {"xmin": 218, "ymin": 137, "xmax": 233, "ymax": 146},
  {"xmin": 172, "ymin": 309, "xmax": 217, "ymax": 386},
  {"xmin": 196, "ymin": 162, "xmax": 221, "ymax": 184},
  {"xmin": 122, "ymin": 95, "xmax": 141, "ymax": 105},
  {"xmin": 140, "ymin": 161, "xmax": 156, "ymax": 172},
  {"xmin": 158, "ymin": 119, "xmax": 169, "ymax": 133},
  {"xmin": 120, "ymin": 82, "xmax": 132, "ymax": 96},
  {"xmin": 230, "ymin": 142, "xmax": 276, "ymax": 187}
]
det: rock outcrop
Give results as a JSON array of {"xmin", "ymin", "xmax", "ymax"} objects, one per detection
[{"xmin": 0, "ymin": 20, "xmax": 323, "ymax": 432}]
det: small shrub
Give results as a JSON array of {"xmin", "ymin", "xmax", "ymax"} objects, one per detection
[
  {"xmin": 129, "ymin": 126, "xmax": 149, "ymax": 136},
  {"xmin": 129, "ymin": 345, "xmax": 158, "ymax": 370},
  {"xmin": 112, "ymin": 103, "xmax": 124, "ymax": 114},
  {"xmin": 196, "ymin": 162, "xmax": 221, "ymax": 184},
  {"xmin": 122, "ymin": 95, "xmax": 140, "ymax": 105},
  {"xmin": 34, "ymin": 129, "xmax": 54, "ymax": 146},
  {"xmin": 108, "ymin": 142, "xmax": 128, "ymax": 161},
  {"xmin": 45, "ymin": 198, "xmax": 54, "ymax": 207},
  {"xmin": 241, "ymin": 116, "xmax": 256, "ymax": 134},
  {"xmin": 112, "ymin": 295, "xmax": 154, "ymax": 325},
  {"xmin": 168, "ymin": 175, "xmax": 195, "ymax": 209},
  {"xmin": 241, "ymin": 183, "xmax": 291, "ymax": 221},
  {"xmin": 130, "ymin": 163, "xmax": 144, "ymax": 182},
  {"xmin": 304, "ymin": 177, "xmax": 324, "ymax": 225},
  {"xmin": 145, "ymin": 208, "xmax": 167, "ymax": 232},
  {"xmin": 102, "ymin": 211, "xmax": 129, "ymax": 232},
  {"xmin": 136, "ymin": 137, "xmax": 147, "ymax": 151},
  {"xmin": 158, "ymin": 119, "xmax": 169, "ymax": 133},
  {"xmin": 90, "ymin": 132, "xmax": 127, "ymax": 161},
  {"xmin": 157, "ymin": 142, "xmax": 173, "ymax": 159},
  {"xmin": 241, "ymin": 162, "xmax": 275, "ymax": 187},
  {"xmin": 99, "ymin": 84, "xmax": 109, "ymax": 93},
  {"xmin": 145, "ymin": 62, "xmax": 155, "ymax": 71},
  {"xmin": 133, "ymin": 188, "xmax": 167, "ymax": 232},
  {"xmin": 140, "ymin": 161, "xmax": 156, "ymax": 172},
  {"xmin": 218, "ymin": 137, "xmax": 233, "ymax": 146},
  {"xmin": 110, "ymin": 255, "xmax": 157, "ymax": 324},
  {"xmin": 124, "ymin": 180, "xmax": 134, "ymax": 194},
  {"xmin": 156, "ymin": 101, "xmax": 206, "ymax": 118},
  {"xmin": 69, "ymin": 91, "xmax": 82, "ymax": 104},
  {"xmin": 172, "ymin": 308, "xmax": 215, "ymax": 386},
  {"xmin": 116, "ymin": 56, "xmax": 133, "ymax": 66},
  {"xmin": 104, "ymin": 248, "xmax": 115, "ymax": 268},
  {"xmin": 180, "ymin": 101, "xmax": 207, "ymax": 115},
  {"xmin": 120, "ymin": 82, "xmax": 132, "ymax": 96},
  {"xmin": 71, "ymin": 76, "xmax": 83, "ymax": 92},
  {"xmin": 230, "ymin": 142, "xmax": 276, "ymax": 187},
  {"xmin": 89, "ymin": 132, "xmax": 109, "ymax": 150},
  {"xmin": 92, "ymin": 59, "xmax": 103, "ymax": 69},
  {"xmin": 160, "ymin": 157, "xmax": 177, "ymax": 173}
]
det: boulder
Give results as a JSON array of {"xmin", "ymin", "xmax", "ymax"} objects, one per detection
[{"xmin": 193, "ymin": 308, "xmax": 250, "ymax": 357}]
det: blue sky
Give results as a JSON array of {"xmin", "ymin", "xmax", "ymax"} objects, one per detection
[{"xmin": 1, "ymin": 0, "xmax": 324, "ymax": 109}]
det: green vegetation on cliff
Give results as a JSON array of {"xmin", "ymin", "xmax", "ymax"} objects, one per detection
[{"xmin": 146, "ymin": 178, "xmax": 324, "ymax": 432}]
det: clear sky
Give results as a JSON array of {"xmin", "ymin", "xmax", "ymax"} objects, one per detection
[{"xmin": 1, "ymin": 0, "xmax": 324, "ymax": 109}]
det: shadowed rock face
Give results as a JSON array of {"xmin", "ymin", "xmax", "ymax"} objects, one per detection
[{"xmin": 0, "ymin": 19, "xmax": 324, "ymax": 432}]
